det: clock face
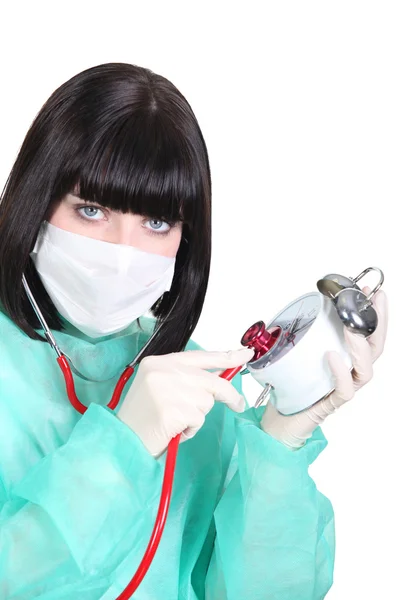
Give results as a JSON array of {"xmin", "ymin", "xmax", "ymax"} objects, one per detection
[{"xmin": 252, "ymin": 293, "xmax": 322, "ymax": 367}]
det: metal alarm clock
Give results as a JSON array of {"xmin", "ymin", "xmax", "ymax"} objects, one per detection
[{"xmin": 240, "ymin": 267, "xmax": 384, "ymax": 415}]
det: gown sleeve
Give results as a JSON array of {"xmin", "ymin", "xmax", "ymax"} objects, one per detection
[
  {"xmin": 204, "ymin": 378, "xmax": 335, "ymax": 600},
  {"xmin": 0, "ymin": 403, "xmax": 164, "ymax": 598}
]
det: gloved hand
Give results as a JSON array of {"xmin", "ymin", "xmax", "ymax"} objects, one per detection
[
  {"xmin": 261, "ymin": 287, "xmax": 388, "ymax": 449},
  {"xmin": 117, "ymin": 347, "xmax": 254, "ymax": 457}
]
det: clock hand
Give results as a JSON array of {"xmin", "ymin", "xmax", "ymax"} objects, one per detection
[{"xmin": 290, "ymin": 316, "xmax": 317, "ymax": 335}]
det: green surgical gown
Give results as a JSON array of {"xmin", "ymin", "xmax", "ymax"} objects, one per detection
[{"xmin": 0, "ymin": 309, "xmax": 335, "ymax": 599}]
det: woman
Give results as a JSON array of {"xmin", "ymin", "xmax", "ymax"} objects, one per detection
[{"xmin": 0, "ymin": 63, "xmax": 387, "ymax": 599}]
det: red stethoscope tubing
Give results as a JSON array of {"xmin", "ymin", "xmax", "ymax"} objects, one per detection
[{"xmin": 56, "ymin": 355, "xmax": 242, "ymax": 599}]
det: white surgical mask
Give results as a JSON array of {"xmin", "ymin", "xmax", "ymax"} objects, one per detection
[{"xmin": 30, "ymin": 221, "xmax": 176, "ymax": 338}]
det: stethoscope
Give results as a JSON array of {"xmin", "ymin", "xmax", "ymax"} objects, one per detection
[{"xmin": 22, "ymin": 274, "xmax": 245, "ymax": 599}]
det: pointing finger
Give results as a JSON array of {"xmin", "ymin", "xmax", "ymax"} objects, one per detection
[{"xmin": 171, "ymin": 347, "xmax": 254, "ymax": 370}]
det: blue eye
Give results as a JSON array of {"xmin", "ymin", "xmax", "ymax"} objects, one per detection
[
  {"xmin": 77, "ymin": 206, "xmax": 105, "ymax": 221},
  {"xmin": 145, "ymin": 219, "xmax": 171, "ymax": 234}
]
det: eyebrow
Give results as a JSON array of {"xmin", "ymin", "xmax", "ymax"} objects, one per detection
[{"xmin": 69, "ymin": 194, "xmax": 97, "ymax": 204}]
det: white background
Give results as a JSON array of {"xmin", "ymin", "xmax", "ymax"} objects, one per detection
[{"xmin": 0, "ymin": 2, "xmax": 398, "ymax": 597}]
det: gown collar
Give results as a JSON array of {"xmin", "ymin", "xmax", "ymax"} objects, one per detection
[{"xmin": 48, "ymin": 317, "xmax": 152, "ymax": 382}]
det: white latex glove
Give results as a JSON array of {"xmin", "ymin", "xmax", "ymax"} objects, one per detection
[
  {"xmin": 261, "ymin": 287, "xmax": 388, "ymax": 449},
  {"xmin": 117, "ymin": 347, "xmax": 254, "ymax": 457}
]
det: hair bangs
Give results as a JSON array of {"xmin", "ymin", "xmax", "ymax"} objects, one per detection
[{"xmin": 67, "ymin": 112, "xmax": 200, "ymax": 227}]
